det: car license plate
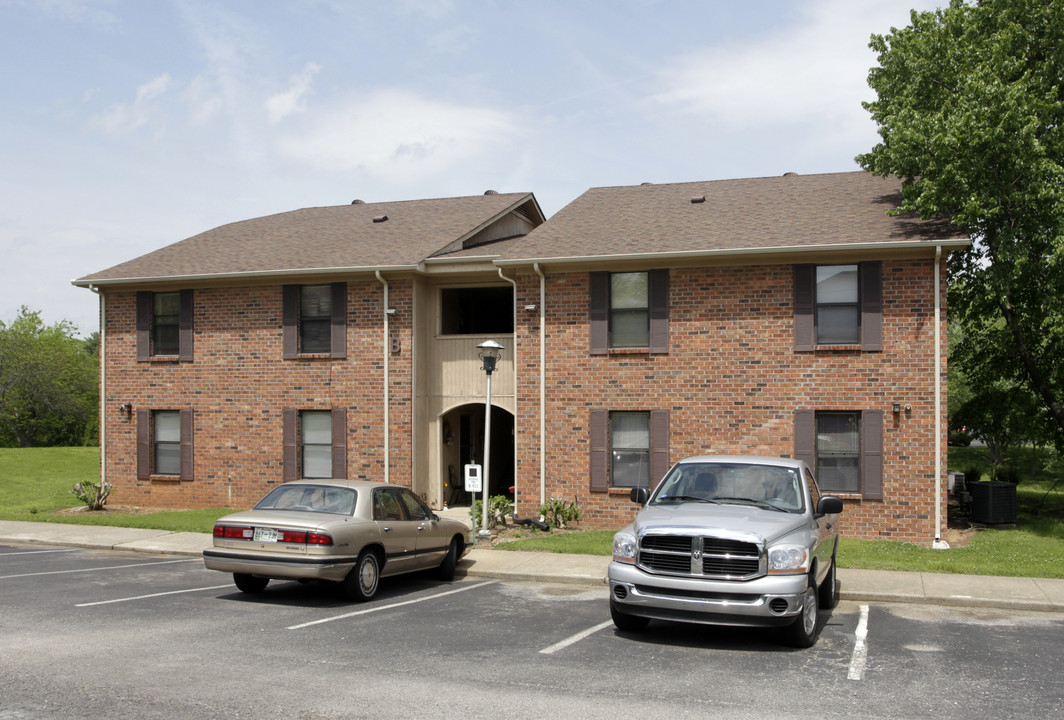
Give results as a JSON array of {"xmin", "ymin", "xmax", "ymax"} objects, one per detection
[{"xmin": 253, "ymin": 527, "xmax": 279, "ymax": 543}]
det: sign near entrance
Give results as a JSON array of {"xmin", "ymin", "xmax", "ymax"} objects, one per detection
[{"xmin": 464, "ymin": 464, "xmax": 482, "ymax": 493}]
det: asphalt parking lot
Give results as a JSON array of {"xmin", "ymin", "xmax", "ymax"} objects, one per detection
[{"xmin": 2, "ymin": 543, "xmax": 1062, "ymax": 720}]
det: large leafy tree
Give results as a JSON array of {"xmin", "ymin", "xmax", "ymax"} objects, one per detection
[
  {"xmin": 0, "ymin": 307, "xmax": 98, "ymax": 447},
  {"xmin": 858, "ymin": 0, "xmax": 1064, "ymax": 445}
]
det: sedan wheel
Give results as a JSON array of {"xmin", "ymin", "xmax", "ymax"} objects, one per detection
[
  {"xmin": 233, "ymin": 573, "xmax": 269, "ymax": 594},
  {"xmin": 435, "ymin": 538, "xmax": 460, "ymax": 582},
  {"xmin": 343, "ymin": 550, "xmax": 380, "ymax": 602}
]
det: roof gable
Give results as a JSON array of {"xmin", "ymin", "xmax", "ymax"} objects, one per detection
[{"xmin": 74, "ymin": 192, "xmax": 543, "ymax": 286}]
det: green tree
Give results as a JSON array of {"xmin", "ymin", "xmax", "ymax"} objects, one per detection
[
  {"xmin": 0, "ymin": 307, "xmax": 99, "ymax": 447},
  {"xmin": 858, "ymin": 0, "xmax": 1064, "ymax": 446}
]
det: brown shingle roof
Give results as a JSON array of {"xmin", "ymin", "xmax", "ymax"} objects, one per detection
[
  {"xmin": 494, "ymin": 171, "xmax": 965, "ymax": 264},
  {"xmin": 74, "ymin": 192, "xmax": 541, "ymax": 286}
]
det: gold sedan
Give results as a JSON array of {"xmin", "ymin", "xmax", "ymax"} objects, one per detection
[{"xmin": 203, "ymin": 480, "xmax": 472, "ymax": 601}]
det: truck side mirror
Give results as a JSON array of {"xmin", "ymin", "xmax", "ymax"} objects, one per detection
[
  {"xmin": 816, "ymin": 496, "xmax": 843, "ymax": 516},
  {"xmin": 630, "ymin": 487, "xmax": 649, "ymax": 506}
]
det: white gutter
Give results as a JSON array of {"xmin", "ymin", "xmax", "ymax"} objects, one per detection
[
  {"xmin": 533, "ymin": 263, "xmax": 546, "ymax": 506},
  {"xmin": 494, "ymin": 238, "xmax": 971, "ymax": 268},
  {"xmin": 933, "ymin": 245, "xmax": 948, "ymax": 549},
  {"xmin": 375, "ymin": 271, "xmax": 390, "ymax": 483},
  {"xmin": 72, "ymin": 264, "xmax": 420, "ymax": 289}
]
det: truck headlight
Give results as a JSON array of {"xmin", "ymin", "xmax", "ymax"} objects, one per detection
[
  {"xmin": 767, "ymin": 544, "xmax": 809, "ymax": 574},
  {"xmin": 613, "ymin": 531, "xmax": 637, "ymax": 564}
]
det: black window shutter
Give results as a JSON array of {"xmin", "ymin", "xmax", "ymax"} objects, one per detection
[
  {"xmin": 136, "ymin": 291, "xmax": 151, "ymax": 361},
  {"xmin": 648, "ymin": 270, "xmax": 669, "ymax": 354},
  {"xmin": 862, "ymin": 409, "xmax": 884, "ymax": 500},
  {"xmin": 137, "ymin": 409, "xmax": 151, "ymax": 479},
  {"xmin": 589, "ymin": 410, "xmax": 609, "ymax": 492},
  {"xmin": 861, "ymin": 261, "xmax": 883, "ymax": 352},
  {"xmin": 793, "ymin": 265, "xmax": 814, "ymax": 352},
  {"xmin": 179, "ymin": 408, "xmax": 194, "ymax": 481},
  {"xmin": 589, "ymin": 272, "xmax": 608, "ymax": 355},
  {"xmin": 330, "ymin": 282, "xmax": 347, "ymax": 359},
  {"xmin": 794, "ymin": 409, "xmax": 815, "ymax": 470},
  {"xmin": 282, "ymin": 285, "xmax": 298, "ymax": 359},
  {"xmin": 331, "ymin": 407, "xmax": 347, "ymax": 479},
  {"xmin": 650, "ymin": 409, "xmax": 670, "ymax": 489},
  {"xmin": 282, "ymin": 409, "xmax": 298, "ymax": 482},
  {"xmin": 178, "ymin": 289, "xmax": 194, "ymax": 362}
]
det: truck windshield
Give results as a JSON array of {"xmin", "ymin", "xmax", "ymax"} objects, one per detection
[{"xmin": 653, "ymin": 463, "xmax": 803, "ymax": 512}]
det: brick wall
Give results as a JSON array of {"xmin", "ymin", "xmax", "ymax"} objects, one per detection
[
  {"xmin": 102, "ymin": 280, "xmax": 415, "ymax": 509},
  {"xmin": 510, "ymin": 257, "xmax": 949, "ymax": 543}
]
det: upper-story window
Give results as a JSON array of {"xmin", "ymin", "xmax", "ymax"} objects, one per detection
[
  {"xmin": 440, "ymin": 286, "xmax": 513, "ymax": 335},
  {"xmin": 283, "ymin": 283, "xmax": 347, "ymax": 359},
  {"xmin": 794, "ymin": 262, "xmax": 881, "ymax": 352},
  {"xmin": 136, "ymin": 290, "xmax": 193, "ymax": 361},
  {"xmin": 815, "ymin": 266, "xmax": 859, "ymax": 344},
  {"xmin": 589, "ymin": 269, "xmax": 669, "ymax": 354}
]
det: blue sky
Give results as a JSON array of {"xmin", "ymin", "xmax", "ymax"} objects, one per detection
[{"xmin": 1, "ymin": 0, "xmax": 940, "ymax": 336}]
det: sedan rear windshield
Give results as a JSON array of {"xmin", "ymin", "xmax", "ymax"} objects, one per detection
[
  {"xmin": 653, "ymin": 463, "xmax": 804, "ymax": 512},
  {"xmin": 254, "ymin": 485, "xmax": 357, "ymax": 515}
]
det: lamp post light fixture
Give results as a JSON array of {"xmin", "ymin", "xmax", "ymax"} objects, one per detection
[{"xmin": 476, "ymin": 340, "xmax": 503, "ymax": 539}]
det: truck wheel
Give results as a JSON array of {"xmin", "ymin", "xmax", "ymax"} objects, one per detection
[
  {"xmin": 610, "ymin": 599, "xmax": 650, "ymax": 632},
  {"xmin": 818, "ymin": 555, "xmax": 839, "ymax": 610},
  {"xmin": 784, "ymin": 577, "xmax": 820, "ymax": 648}
]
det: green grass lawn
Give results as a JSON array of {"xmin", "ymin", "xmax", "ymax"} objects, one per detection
[
  {"xmin": 0, "ymin": 447, "xmax": 230, "ymax": 533},
  {"xmin": 3, "ymin": 445, "xmax": 1063, "ymax": 577}
]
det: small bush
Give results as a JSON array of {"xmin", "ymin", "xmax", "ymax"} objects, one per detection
[
  {"xmin": 470, "ymin": 495, "xmax": 512, "ymax": 531},
  {"xmin": 540, "ymin": 497, "xmax": 581, "ymax": 529},
  {"xmin": 993, "ymin": 465, "xmax": 1022, "ymax": 484},
  {"xmin": 70, "ymin": 479, "xmax": 112, "ymax": 511}
]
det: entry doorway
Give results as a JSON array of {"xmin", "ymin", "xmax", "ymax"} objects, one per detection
[{"xmin": 439, "ymin": 404, "xmax": 514, "ymax": 508}]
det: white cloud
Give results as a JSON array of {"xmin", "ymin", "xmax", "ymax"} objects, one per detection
[
  {"xmin": 275, "ymin": 89, "xmax": 520, "ymax": 184},
  {"xmin": 94, "ymin": 73, "xmax": 172, "ymax": 134},
  {"xmin": 265, "ymin": 62, "xmax": 321, "ymax": 123},
  {"xmin": 652, "ymin": 0, "xmax": 930, "ymax": 142}
]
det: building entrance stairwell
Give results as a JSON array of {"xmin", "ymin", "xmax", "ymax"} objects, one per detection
[{"xmin": 439, "ymin": 404, "xmax": 514, "ymax": 510}]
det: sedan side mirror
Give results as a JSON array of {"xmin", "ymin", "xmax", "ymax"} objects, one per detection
[
  {"xmin": 816, "ymin": 496, "xmax": 843, "ymax": 517},
  {"xmin": 630, "ymin": 487, "xmax": 650, "ymax": 506}
]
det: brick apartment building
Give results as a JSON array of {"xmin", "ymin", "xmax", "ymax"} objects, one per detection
[{"xmin": 74, "ymin": 171, "xmax": 967, "ymax": 543}]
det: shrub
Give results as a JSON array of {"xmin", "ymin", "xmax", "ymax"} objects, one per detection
[
  {"xmin": 470, "ymin": 495, "xmax": 512, "ymax": 531},
  {"xmin": 70, "ymin": 478, "xmax": 112, "ymax": 511},
  {"xmin": 540, "ymin": 497, "xmax": 581, "ymax": 529}
]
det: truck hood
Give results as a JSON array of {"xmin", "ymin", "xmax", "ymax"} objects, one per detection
[{"xmin": 634, "ymin": 502, "xmax": 807, "ymax": 544}]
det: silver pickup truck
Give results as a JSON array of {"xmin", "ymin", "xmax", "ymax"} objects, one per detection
[{"xmin": 608, "ymin": 455, "xmax": 843, "ymax": 648}]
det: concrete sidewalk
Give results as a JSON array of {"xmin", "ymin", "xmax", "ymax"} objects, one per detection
[{"xmin": 2, "ymin": 518, "xmax": 1063, "ymax": 614}]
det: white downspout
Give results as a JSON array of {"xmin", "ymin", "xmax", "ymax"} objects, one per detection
[
  {"xmin": 933, "ymin": 245, "xmax": 949, "ymax": 549},
  {"xmin": 498, "ymin": 268, "xmax": 518, "ymax": 506},
  {"xmin": 375, "ymin": 271, "xmax": 390, "ymax": 483},
  {"xmin": 90, "ymin": 285, "xmax": 105, "ymax": 488},
  {"xmin": 533, "ymin": 263, "xmax": 546, "ymax": 506}
]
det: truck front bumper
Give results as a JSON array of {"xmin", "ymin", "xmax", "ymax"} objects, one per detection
[{"xmin": 608, "ymin": 560, "xmax": 810, "ymax": 628}]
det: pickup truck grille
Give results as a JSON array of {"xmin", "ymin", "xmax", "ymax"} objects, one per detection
[{"xmin": 637, "ymin": 534, "xmax": 764, "ymax": 579}]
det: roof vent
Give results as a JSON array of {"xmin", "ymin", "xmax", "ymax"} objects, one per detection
[
  {"xmin": 640, "ymin": 182, "xmax": 653, "ymax": 186},
  {"xmin": 783, "ymin": 172, "xmax": 798, "ymax": 177},
  {"xmin": 691, "ymin": 195, "xmax": 706, "ymax": 204},
  {"xmin": 351, "ymin": 199, "xmax": 366, "ymax": 205},
  {"xmin": 373, "ymin": 214, "xmax": 388, "ymax": 223},
  {"xmin": 484, "ymin": 189, "xmax": 498, "ymax": 195}
]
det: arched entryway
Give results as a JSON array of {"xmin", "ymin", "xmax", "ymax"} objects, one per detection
[{"xmin": 438, "ymin": 403, "xmax": 514, "ymax": 508}]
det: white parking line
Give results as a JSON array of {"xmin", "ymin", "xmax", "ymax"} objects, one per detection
[
  {"xmin": 848, "ymin": 604, "xmax": 870, "ymax": 681},
  {"xmin": 0, "ymin": 548, "xmax": 79, "ymax": 557},
  {"xmin": 75, "ymin": 584, "xmax": 234, "ymax": 607},
  {"xmin": 539, "ymin": 620, "xmax": 614, "ymax": 655},
  {"xmin": 0, "ymin": 558, "xmax": 196, "ymax": 580},
  {"xmin": 287, "ymin": 580, "xmax": 496, "ymax": 630}
]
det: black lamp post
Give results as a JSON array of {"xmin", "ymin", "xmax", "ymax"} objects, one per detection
[{"xmin": 476, "ymin": 340, "xmax": 503, "ymax": 538}]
